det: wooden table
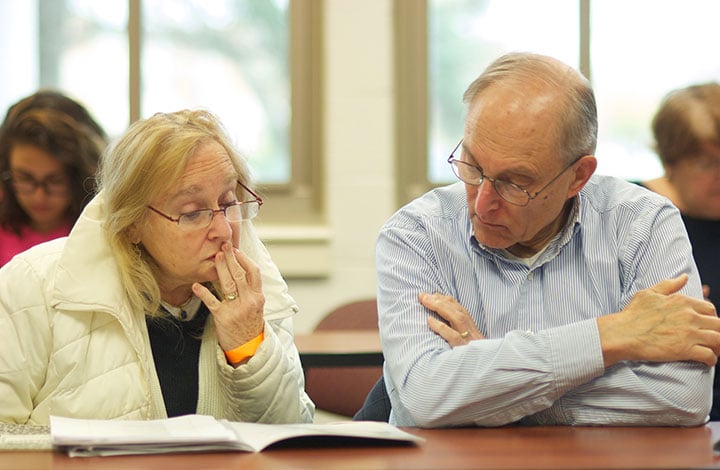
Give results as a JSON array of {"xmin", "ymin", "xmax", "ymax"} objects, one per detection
[
  {"xmin": 294, "ymin": 330, "xmax": 383, "ymax": 368},
  {"xmin": 4, "ymin": 423, "xmax": 720, "ymax": 469}
]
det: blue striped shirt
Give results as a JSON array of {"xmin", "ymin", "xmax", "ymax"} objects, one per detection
[{"xmin": 377, "ymin": 175, "xmax": 711, "ymax": 427}]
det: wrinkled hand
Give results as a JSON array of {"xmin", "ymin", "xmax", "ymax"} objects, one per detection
[
  {"xmin": 598, "ymin": 274, "xmax": 720, "ymax": 368},
  {"xmin": 421, "ymin": 292, "xmax": 485, "ymax": 347},
  {"xmin": 193, "ymin": 242, "xmax": 265, "ymax": 352}
]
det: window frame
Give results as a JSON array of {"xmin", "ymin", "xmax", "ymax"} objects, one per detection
[
  {"xmin": 127, "ymin": 0, "xmax": 324, "ymax": 225},
  {"xmin": 393, "ymin": 0, "xmax": 591, "ymax": 207}
]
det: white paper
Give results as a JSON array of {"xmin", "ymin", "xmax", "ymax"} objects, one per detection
[
  {"xmin": 51, "ymin": 414, "xmax": 237, "ymax": 446},
  {"xmin": 50, "ymin": 415, "xmax": 423, "ymax": 457},
  {"xmin": 223, "ymin": 420, "xmax": 422, "ymax": 451}
]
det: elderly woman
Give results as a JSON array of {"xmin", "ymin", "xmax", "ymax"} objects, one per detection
[{"xmin": 0, "ymin": 109, "xmax": 314, "ymax": 424}]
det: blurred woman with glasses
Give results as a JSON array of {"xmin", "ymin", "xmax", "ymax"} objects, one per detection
[
  {"xmin": 0, "ymin": 90, "xmax": 107, "ymax": 266},
  {"xmin": 0, "ymin": 109, "xmax": 314, "ymax": 425}
]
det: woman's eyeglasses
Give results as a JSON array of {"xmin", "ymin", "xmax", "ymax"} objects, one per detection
[{"xmin": 147, "ymin": 180, "xmax": 264, "ymax": 230}]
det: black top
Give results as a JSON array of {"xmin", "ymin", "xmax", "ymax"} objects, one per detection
[
  {"xmin": 682, "ymin": 215, "xmax": 720, "ymax": 420},
  {"xmin": 146, "ymin": 304, "xmax": 209, "ymax": 417},
  {"xmin": 682, "ymin": 214, "xmax": 720, "ymax": 307}
]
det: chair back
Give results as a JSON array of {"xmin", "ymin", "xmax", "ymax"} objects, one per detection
[
  {"xmin": 315, "ymin": 299, "xmax": 379, "ymax": 331},
  {"xmin": 303, "ymin": 298, "xmax": 383, "ymax": 418}
]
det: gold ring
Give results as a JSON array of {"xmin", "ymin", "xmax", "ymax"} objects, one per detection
[
  {"xmin": 461, "ymin": 331, "xmax": 469, "ymax": 338},
  {"xmin": 226, "ymin": 292, "xmax": 238, "ymax": 301}
]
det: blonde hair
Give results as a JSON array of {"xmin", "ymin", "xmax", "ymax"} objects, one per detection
[{"xmin": 97, "ymin": 109, "xmax": 252, "ymax": 316}]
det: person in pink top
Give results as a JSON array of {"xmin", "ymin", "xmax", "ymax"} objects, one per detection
[{"xmin": 0, "ymin": 90, "xmax": 107, "ymax": 266}]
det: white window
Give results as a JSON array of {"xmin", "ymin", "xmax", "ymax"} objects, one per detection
[
  {"xmin": 0, "ymin": 0, "xmax": 322, "ymax": 224},
  {"xmin": 397, "ymin": 0, "xmax": 720, "ymax": 204}
]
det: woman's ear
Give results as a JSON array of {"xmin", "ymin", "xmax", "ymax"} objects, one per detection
[
  {"xmin": 567, "ymin": 155, "xmax": 597, "ymax": 198},
  {"xmin": 127, "ymin": 222, "xmax": 142, "ymax": 245}
]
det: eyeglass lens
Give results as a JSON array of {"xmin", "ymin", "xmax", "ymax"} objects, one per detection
[
  {"xmin": 449, "ymin": 157, "xmax": 530, "ymax": 205},
  {"xmin": 3, "ymin": 171, "xmax": 69, "ymax": 196},
  {"xmin": 178, "ymin": 202, "xmax": 259, "ymax": 229}
]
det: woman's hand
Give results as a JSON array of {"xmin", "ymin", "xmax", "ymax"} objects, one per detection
[
  {"xmin": 193, "ymin": 242, "xmax": 265, "ymax": 352},
  {"xmin": 420, "ymin": 292, "xmax": 484, "ymax": 347}
]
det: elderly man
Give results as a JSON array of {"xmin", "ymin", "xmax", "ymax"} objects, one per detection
[{"xmin": 376, "ymin": 52, "xmax": 719, "ymax": 428}]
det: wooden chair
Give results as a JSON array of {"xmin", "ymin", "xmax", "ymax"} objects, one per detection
[{"xmin": 303, "ymin": 298, "xmax": 383, "ymax": 418}]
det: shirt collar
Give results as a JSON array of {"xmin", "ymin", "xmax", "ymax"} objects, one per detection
[
  {"xmin": 160, "ymin": 295, "xmax": 202, "ymax": 321},
  {"xmin": 472, "ymin": 196, "xmax": 582, "ymax": 268}
]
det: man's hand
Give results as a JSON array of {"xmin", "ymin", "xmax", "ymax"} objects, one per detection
[
  {"xmin": 421, "ymin": 292, "xmax": 485, "ymax": 347},
  {"xmin": 597, "ymin": 274, "xmax": 720, "ymax": 368}
]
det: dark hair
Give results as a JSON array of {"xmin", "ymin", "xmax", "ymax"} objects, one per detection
[{"xmin": 0, "ymin": 90, "xmax": 107, "ymax": 234}]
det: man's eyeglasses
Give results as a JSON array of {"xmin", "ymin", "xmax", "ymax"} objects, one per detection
[
  {"xmin": 147, "ymin": 180, "xmax": 264, "ymax": 230},
  {"xmin": 1, "ymin": 170, "xmax": 70, "ymax": 197},
  {"xmin": 447, "ymin": 139, "xmax": 582, "ymax": 207}
]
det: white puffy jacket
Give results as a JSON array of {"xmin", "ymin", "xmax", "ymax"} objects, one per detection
[{"xmin": 0, "ymin": 195, "xmax": 315, "ymax": 425}]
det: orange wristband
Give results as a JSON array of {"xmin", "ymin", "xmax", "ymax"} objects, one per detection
[{"xmin": 224, "ymin": 332, "xmax": 264, "ymax": 364}]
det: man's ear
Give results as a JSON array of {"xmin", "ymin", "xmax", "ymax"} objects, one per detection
[{"xmin": 567, "ymin": 155, "xmax": 597, "ymax": 198}]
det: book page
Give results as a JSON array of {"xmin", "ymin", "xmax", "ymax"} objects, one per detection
[
  {"xmin": 223, "ymin": 420, "xmax": 423, "ymax": 451},
  {"xmin": 51, "ymin": 415, "xmax": 423, "ymax": 457},
  {"xmin": 51, "ymin": 415, "xmax": 237, "ymax": 446}
]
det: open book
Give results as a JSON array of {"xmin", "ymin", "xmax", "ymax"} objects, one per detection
[{"xmin": 50, "ymin": 414, "xmax": 423, "ymax": 457}]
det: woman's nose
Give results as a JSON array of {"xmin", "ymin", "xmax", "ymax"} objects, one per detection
[{"xmin": 207, "ymin": 210, "xmax": 233, "ymax": 240}]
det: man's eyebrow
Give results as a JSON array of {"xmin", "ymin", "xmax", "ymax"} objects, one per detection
[
  {"xmin": 460, "ymin": 143, "xmax": 480, "ymax": 166},
  {"xmin": 460, "ymin": 143, "xmax": 538, "ymax": 181}
]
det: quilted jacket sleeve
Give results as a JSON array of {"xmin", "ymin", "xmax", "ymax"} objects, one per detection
[{"xmin": 0, "ymin": 241, "xmax": 62, "ymax": 424}]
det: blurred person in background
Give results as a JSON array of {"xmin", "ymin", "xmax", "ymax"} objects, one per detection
[{"xmin": 0, "ymin": 90, "xmax": 107, "ymax": 266}]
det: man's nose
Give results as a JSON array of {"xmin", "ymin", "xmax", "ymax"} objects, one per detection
[{"xmin": 473, "ymin": 180, "xmax": 500, "ymax": 211}]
